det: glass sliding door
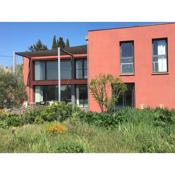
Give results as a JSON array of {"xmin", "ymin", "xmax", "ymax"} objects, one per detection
[
  {"xmin": 35, "ymin": 86, "xmax": 44, "ymax": 102},
  {"xmin": 61, "ymin": 85, "xmax": 72, "ymax": 103},
  {"xmin": 35, "ymin": 85, "xmax": 72, "ymax": 104},
  {"xmin": 76, "ymin": 85, "xmax": 88, "ymax": 108}
]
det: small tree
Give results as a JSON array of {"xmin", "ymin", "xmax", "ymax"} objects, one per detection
[
  {"xmin": 0, "ymin": 68, "xmax": 27, "ymax": 109},
  {"xmin": 57, "ymin": 37, "xmax": 65, "ymax": 48},
  {"xmin": 89, "ymin": 74, "xmax": 127, "ymax": 112},
  {"xmin": 29, "ymin": 39, "xmax": 48, "ymax": 52},
  {"xmin": 52, "ymin": 35, "xmax": 57, "ymax": 50},
  {"xmin": 65, "ymin": 39, "xmax": 70, "ymax": 47}
]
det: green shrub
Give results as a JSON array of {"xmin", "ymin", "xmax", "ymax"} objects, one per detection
[
  {"xmin": 78, "ymin": 109, "xmax": 129, "ymax": 129},
  {"xmin": 5, "ymin": 114, "xmax": 23, "ymax": 127},
  {"xmin": 23, "ymin": 106, "xmax": 44, "ymax": 124},
  {"xmin": 153, "ymin": 108, "xmax": 175, "ymax": 127},
  {"xmin": 55, "ymin": 141, "xmax": 85, "ymax": 153},
  {"xmin": 23, "ymin": 102, "xmax": 81, "ymax": 125}
]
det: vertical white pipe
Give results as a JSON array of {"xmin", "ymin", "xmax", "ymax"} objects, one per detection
[
  {"xmin": 12, "ymin": 51, "xmax": 16, "ymax": 74},
  {"xmin": 58, "ymin": 47, "xmax": 61, "ymax": 102}
]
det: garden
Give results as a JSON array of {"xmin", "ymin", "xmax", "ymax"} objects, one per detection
[
  {"xmin": 1, "ymin": 103, "xmax": 175, "ymax": 153},
  {"xmin": 1, "ymin": 69, "xmax": 175, "ymax": 153}
]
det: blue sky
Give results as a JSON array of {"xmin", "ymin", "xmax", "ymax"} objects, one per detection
[{"xmin": 0, "ymin": 22, "xmax": 163, "ymax": 66}]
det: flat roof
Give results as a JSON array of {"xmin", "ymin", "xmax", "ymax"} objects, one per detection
[
  {"xmin": 16, "ymin": 45, "xmax": 87, "ymax": 58},
  {"xmin": 88, "ymin": 22, "xmax": 175, "ymax": 32}
]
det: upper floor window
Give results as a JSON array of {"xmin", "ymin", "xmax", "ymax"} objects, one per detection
[
  {"xmin": 152, "ymin": 39, "xmax": 168, "ymax": 73},
  {"xmin": 46, "ymin": 61, "xmax": 58, "ymax": 80},
  {"xmin": 120, "ymin": 41, "xmax": 134, "ymax": 74},
  {"xmin": 61, "ymin": 60, "xmax": 72, "ymax": 80},
  {"xmin": 34, "ymin": 60, "xmax": 72, "ymax": 80},
  {"xmin": 75, "ymin": 59, "xmax": 87, "ymax": 79},
  {"xmin": 34, "ymin": 61, "xmax": 45, "ymax": 80}
]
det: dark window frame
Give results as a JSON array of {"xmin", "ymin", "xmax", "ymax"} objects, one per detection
[
  {"xmin": 152, "ymin": 38, "xmax": 168, "ymax": 74},
  {"xmin": 75, "ymin": 59, "xmax": 87, "ymax": 80},
  {"xmin": 33, "ymin": 59, "xmax": 72, "ymax": 81},
  {"xmin": 34, "ymin": 84, "xmax": 72, "ymax": 103},
  {"xmin": 113, "ymin": 83, "xmax": 135, "ymax": 109},
  {"xmin": 75, "ymin": 84, "xmax": 88, "ymax": 108},
  {"xmin": 120, "ymin": 41, "xmax": 135, "ymax": 75}
]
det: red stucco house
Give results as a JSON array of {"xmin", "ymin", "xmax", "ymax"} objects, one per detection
[{"xmin": 16, "ymin": 23, "xmax": 175, "ymax": 112}]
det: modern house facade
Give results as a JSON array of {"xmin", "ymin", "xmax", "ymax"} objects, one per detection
[
  {"xmin": 88, "ymin": 23, "xmax": 175, "ymax": 111},
  {"xmin": 17, "ymin": 23, "xmax": 175, "ymax": 111},
  {"xmin": 16, "ymin": 46, "xmax": 88, "ymax": 109}
]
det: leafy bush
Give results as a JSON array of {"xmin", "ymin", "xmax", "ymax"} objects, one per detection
[
  {"xmin": 5, "ymin": 114, "xmax": 23, "ymax": 127},
  {"xmin": 78, "ymin": 109, "xmax": 129, "ymax": 129},
  {"xmin": 55, "ymin": 141, "xmax": 85, "ymax": 153},
  {"xmin": 153, "ymin": 108, "xmax": 175, "ymax": 127},
  {"xmin": 23, "ymin": 102, "xmax": 80, "ymax": 124}
]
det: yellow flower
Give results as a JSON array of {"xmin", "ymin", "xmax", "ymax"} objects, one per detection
[{"xmin": 47, "ymin": 123, "xmax": 67, "ymax": 134}]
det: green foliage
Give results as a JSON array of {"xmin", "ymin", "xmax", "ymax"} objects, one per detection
[
  {"xmin": 1, "ymin": 106, "xmax": 175, "ymax": 152},
  {"xmin": 65, "ymin": 39, "xmax": 70, "ymax": 47},
  {"xmin": 78, "ymin": 110, "xmax": 128, "ymax": 129},
  {"xmin": 153, "ymin": 108, "xmax": 175, "ymax": 127},
  {"xmin": 55, "ymin": 141, "xmax": 85, "ymax": 153},
  {"xmin": 89, "ymin": 74, "xmax": 127, "ymax": 112},
  {"xmin": 52, "ymin": 35, "xmax": 57, "ymax": 50},
  {"xmin": 57, "ymin": 37, "xmax": 65, "ymax": 48},
  {"xmin": 29, "ymin": 39, "xmax": 48, "ymax": 52},
  {"xmin": 5, "ymin": 114, "xmax": 23, "ymax": 127},
  {"xmin": 0, "ymin": 70, "xmax": 27, "ymax": 108},
  {"xmin": 22, "ymin": 102, "xmax": 80, "ymax": 125}
]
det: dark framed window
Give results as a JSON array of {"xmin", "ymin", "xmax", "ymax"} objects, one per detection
[
  {"xmin": 46, "ymin": 61, "xmax": 58, "ymax": 80},
  {"xmin": 152, "ymin": 39, "xmax": 168, "ymax": 73},
  {"xmin": 34, "ymin": 61, "xmax": 45, "ymax": 80},
  {"xmin": 113, "ymin": 83, "xmax": 135, "ymax": 109},
  {"xmin": 120, "ymin": 41, "xmax": 134, "ymax": 74},
  {"xmin": 61, "ymin": 60, "xmax": 72, "ymax": 80},
  {"xmin": 34, "ymin": 60, "xmax": 72, "ymax": 80},
  {"xmin": 34, "ymin": 85, "xmax": 72, "ymax": 103},
  {"xmin": 75, "ymin": 59, "xmax": 87, "ymax": 79},
  {"xmin": 61, "ymin": 85, "xmax": 72, "ymax": 103},
  {"xmin": 76, "ymin": 84, "xmax": 88, "ymax": 108}
]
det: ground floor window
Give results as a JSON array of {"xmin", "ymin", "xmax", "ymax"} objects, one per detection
[
  {"xmin": 114, "ymin": 83, "xmax": 135, "ymax": 108},
  {"xmin": 75, "ymin": 85, "xmax": 88, "ymax": 108},
  {"xmin": 34, "ymin": 85, "xmax": 88, "ymax": 108},
  {"xmin": 35, "ymin": 85, "xmax": 71, "ymax": 103}
]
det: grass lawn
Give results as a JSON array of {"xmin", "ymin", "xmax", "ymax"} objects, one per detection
[{"xmin": 1, "ymin": 113, "xmax": 175, "ymax": 153}]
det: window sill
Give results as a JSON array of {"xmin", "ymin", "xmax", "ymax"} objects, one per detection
[
  {"xmin": 152, "ymin": 72, "xmax": 169, "ymax": 75},
  {"xmin": 120, "ymin": 73, "xmax": 135, "ymax": 76}
]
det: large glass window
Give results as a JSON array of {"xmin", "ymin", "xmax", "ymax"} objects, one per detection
[
  {"xmin": 34, "ymin": 60, "xmax": 72, "ymax": 80},
  {"xmin": 152, "ymin": 39, "xmax": 167, "ymax": 73},
  {"xmin": 61, "ymin": 60, "xmax": 72, "ymax": 80},
  {"xmin": 35, "ymin": 85, "xmax": 72, "ymax": 103},
  {"xmin": 46, "ymin": 61, "xmax": 58, "ymax": 80},
  {"xmin": 34, "ymin": 61, "xmax": 45, "ymax": 80},
  {"xmin": 75, "ymin": 59, "xmax": 87, "ymax": 79},
  {"xmin": 120, "ymin": 41, "xmax": 134, "ymax": 74},
  {"xmin": 61, "ymin": 85, "xmax": 72, "ymax": 103},
  {"xmin": 35, "ymin": 86, "xmax": 44, "ymax": 102},
  {"xmin": 76, "ymin": 85, "xmax": 88, "ymax": 108}
]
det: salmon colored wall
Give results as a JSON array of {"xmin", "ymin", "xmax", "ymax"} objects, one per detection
[
  {"xmin": 88, "ymin": 24, "xmax": 175, "ymax": 112},
  {"xmin": 23, "ymin": 55, "xmax": 87, "ymax": 104}
]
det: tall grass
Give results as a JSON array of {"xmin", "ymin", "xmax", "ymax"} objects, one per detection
[{"xmin": 1, "ymin": 107, "xmax": 175, "ymax": 152}]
